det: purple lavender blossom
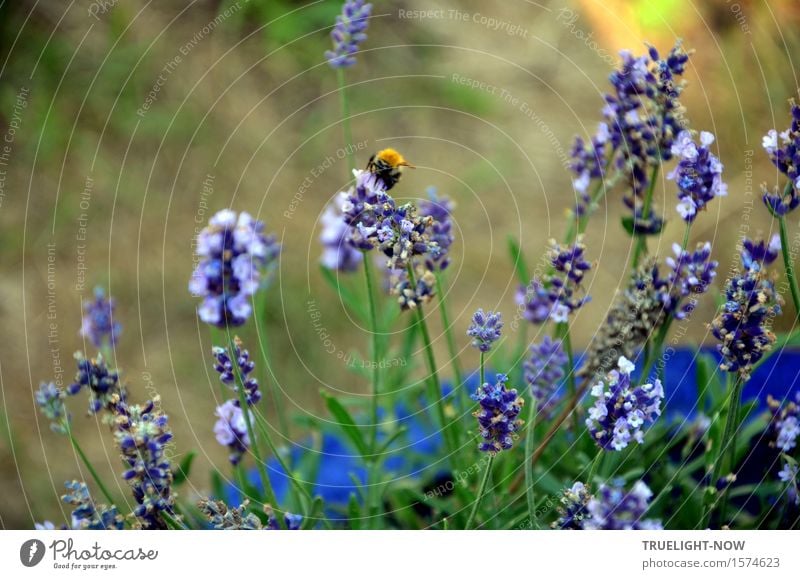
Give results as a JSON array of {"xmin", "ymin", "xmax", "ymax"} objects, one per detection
[
  {"xmin": 516, "ymin": 238, "xmax": 593, "ymax": 325},
  {"xmin": 524, "ymin": 337, "xmax": 567, "ymax": 410},
  {"xmin": 762, "ymin": 99, "xmax": 800, "ymax": 215},
  {"xmin": 80, "ymin": 287, "xmax": 121, "ymax": 349},
  {"xmin": 553, "ymin": 482, "xmax": 592, "ymax": 530},
  {"xmin": 710, "ymin": 237, "xmax": 782, "ymax": 379},
  {"xmin": 571, "ymin": 42, "xmax": 690, "ymax": 224},
  {"xmin": 516, "ymin": 278, "xmax": 553, "ymax": 324},
  {"xmin": 212, "ymin": 338, "xmax": 261, "ymax": 407},
  {"xmin": 768, "ymin": 393, "xmax": 800, "ymax": 453},
  {"xmin": 198, "ymin": 499, "xmax": 303, "ymax": 530},
  {"xmin": 741, "ymin": 235, "xmax": 780, "ymax": 272},
  {"xmin": 340, "ymin": 170, "xmax": 440, "ymax": 309},
  {"xmin": 214, "ymin": 400, "xmax": 250, "ymax": 466},
  {"xmin": 68, "ymin": 352, "xmax": 125, "ymax": 415},
  {"xmin": 583, "ymin": 480, "xmax": 663, "ymax": 530},
  {"xmin": 586, "ymin": 356, "xmax": 664, "ymax": 451},
  {"xmin": 62, "ymin": 480, "xmax": 124, "ymax": 530},
  {"xmin": 320, "ymin": 196, "xmax": 363, "ymax": 272},
  {"xmin": 189, "ymin": 210, "xmax": 280, "ymax": 328},
  {"xmin": 418, "ymin": 187, "xmax": 455, "ymax": 271},
  {"xmin": 668, "ymin": 130, "xmax": 727, "ymax": 222},
  {"xmin": 35, "ymin": 382, "xmax": 69, "ymax": 434},
  {"xmin": 325, "ymin": 1, "xmax": 372, "ymax": 68},
  {"xmin": 663, "ymin": 241, "xmax": 718, "ymax": 319},
  {"xmin": 467, "ymin": 309, "xmax": 503, "ymax": 352},
  {"xmin": 114, "ymin": 399, "xmax": 175, "ymax": 529},
  {"xmin": 778, "ymin": 462, "xmax": 799, "ymax": 506},
  {"xmin": 471, "ymin": 374, "xmax": 525, "ymax": 453}
]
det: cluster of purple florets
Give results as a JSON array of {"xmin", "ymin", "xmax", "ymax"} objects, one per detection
[
  {"xmin": 67, "ymin": 352, "xmax": 125, "ymax": 416},
  {"xmin": 583, "ymin": 480, "xmax": 663, "ymax": 530},
  {"xmin": 212, "ymin": 338, "xmax": 262, "ymax": 465},
  {"xmin": 517, "ymin": 238, "xmax": 592, "ymax": 324},
  {"xmin": 339, "ymin": 170, "xmax": 441, "ymax": 309},
  {"xmin": 63, "ymin": 480, "xmax": 124, "ymax": 530},
  {"xmin": 325, "ymin": 1, "xmax": 372, "ymax": 68},
  {"xmin": 669, "ymin": 130, "xmax": 727, "ymax": 222},
  {"xmin": 571, "ymin": 42, "xmax": 690, "ymax": 228},
  {"xmin": 189, "ymin": 210, "xmax": 280, "ymax": 328},
  {"xmin": 710, "ymin": 236, "xmax": 782, "ymax": 379},
  {"xmin": 80, "ymin": 287, "xmax": 121, "ymax": 349},
  {"xmin": 467, "ymin": 309, "xmax": 503, "ymax": 353},
  {"xmin": 114, "ymin": 399, "xmax": 176, "ymax": 529},
  {"xmin": 524, "ymin": 336, "xmax": 567, "ymax": 411},
  {"xmin": 471, "ymin": 374, "xmax": 524, "ymax": 454},
  {"xmin": 762, "ymin": 100, "xmax": 800, "ymax": 215},
  {"xmin": 586, "ymin": 357, "xmax": 664, "ymax": 451}
]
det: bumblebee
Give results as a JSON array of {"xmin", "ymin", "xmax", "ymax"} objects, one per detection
[{"xmin": 366, "ymin": 148, "xmax": 414, "ymax": 190}]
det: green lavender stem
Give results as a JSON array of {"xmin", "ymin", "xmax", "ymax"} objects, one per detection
[
  {"xmin": 228, "ymin": 336, "xmax": 283, "ymax": 528},
  {"xmin": 465, "ymin": 455, "xmax": 495, "ymax": 529},
  {"xmin": 779, "ymin": 214, "xmax": 800, "ymax": 320},
  {"xmin": 435, "ymin": 272, "xmax": 464, "ymax": 395},
  {"xmin": 254, "ymin": 291, "xmax": 289, "ymax": 438},
  {"xmin": 524, "ymin": 399, "xmax": 539, "ymax": 527},
  {"xmin": 703, "ymin": 373, "xmax": 745, "ymax": 527},
  {"xmin": 65, "ymin": 425, "xmax": 116, "ymax": 506},
  {"xmin": 630, "ymin": 165, "xmax": 660, "ymax": 271},
  {"xmin": 337, "ymin": 67, "xmax": 356, "ymax": 174}
]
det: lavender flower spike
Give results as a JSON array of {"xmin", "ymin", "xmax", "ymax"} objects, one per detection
[
  {"xmin": 325, "ymin": 1, "xmax": 372, "ymax": 69},
  {"xmin": 114, "ymin": 399, "xmax": 175, "ymax": 529},
  {"xmin": 668, "ymin": 130, "xmax": 727, "ymax": 222},
  {"xmin": 320, "ymin": 195, "xmax": 363, "ymax": 272},
  {"xmin": 553, "ymin": 481, "xmax": 592, "ymax": 529},
  {"xmin": 710, "ymin": 236, "xmax": 782, "ymax": 379},
  {"xmin": 583, "ymin": 479, "xmax": 663, "ymax": 530},
  {"xmin": 467, "ymin": 309, "xmax": 503, "ymax": 352},
  {"xmin": 762, "ymin": 98, "xmax": 800, "ymax": 215},
  {"xmin": 80, "ymin": 286, "xmax": 121, "ymax": 349},
  {"xmin": 767, "ymin": 393, "xmax": 800, "ymax": 452},
  {"xmin": 62, "ymin": 480, "xmax": 124, "ymax": 530},
  {"xmin": 212, "ymin": 337, "xmax": 262, "ymax": 407},
  {"xmin": 189, "ymin": 209, "xmax": 280, "ymax": 328},
  {"xmin": 524, "ymin": 336, "xmax": 567, "ymax": 411},
  {"xmin": 586, "ymin": 356, "xmax": 664, "ymax": 451},
  {"xmin": 214, "ymin": 400, "xmax": 251, "ymax": 466},
  {"xmin": 472, "ymin": 374, "xmax": 524, "ymax": 453},
  {"xmin": 35, "ymin": 382, "xmax": 69, "ymax": 434}
]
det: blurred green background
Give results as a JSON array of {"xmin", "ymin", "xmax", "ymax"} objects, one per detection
[{"xmin": 1, "ymin": 0, "xmax": 799, "ymax": 528}]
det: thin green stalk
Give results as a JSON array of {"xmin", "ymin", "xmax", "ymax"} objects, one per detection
[
  {"xmin": 65, "ymin": 425, "xmax": 115, "ymax": 506},
  {"xmin": 336, "ymin": 67, "xmax": 356, "ymax": 175},
  {"xmin": 779, "ymin": 214, "xmax": 800, "ymax": 320},
  {"xmin": 254, "ymin": 292, "xmax": 289, "ymax": 438},
  {"xmin": 630, "ymin": 164, "xmax": 661, "ymax": 271},
  {"xmin": 361, "ymin": 254, "xmax": 382, "ymax": 529},
  {"xmin": 703, "ymin": 373, "xmax": 745, "ymax": 527},
  {"xmin": 586, "ymin": 450, "xmax": 605, "ymax": 485},
  {"xmin": 362, "ymin": 254, "xmax": 380, "ymax": 455},
  {"xmin": 465, "ymin": 455, "xmax": 495, "ymax": 529},
  {"xmin": 434, "ymin": 272, "xmax": 464, "ymax": 392},
  {"xmin": 407, "ymin": 266, "xmax": 458, "ymax": 465},
  {"xmin": 524, "ymin": 399, "xmax": 539, "ymax": 527},
  {"xmin": 227, "ymin": 336, "xmax": 283, "ymax": 528},
  {"xmin": 555, "ymin": 322, "xmax": 576, "ymax": 406},
  {"xmin": 479, "ymin": 352, "xmax": 485, "ymax": 386}
]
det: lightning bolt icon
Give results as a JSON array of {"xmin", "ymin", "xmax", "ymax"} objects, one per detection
[{"xmin": 28, "ymin": 542, "xmax": 38, "ymax": 563}]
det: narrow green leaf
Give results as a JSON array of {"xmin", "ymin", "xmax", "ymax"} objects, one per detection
[
  {"xmin": 173, "ymin": 451, "xmax": 197, "ymax": 486},
  {"xmin": 507, "ymin": 235, "xmax": 530, "ymax": 285},
  {"xmin": 321, "ymin": 391, "xmax": 370, "ymax": 457}
]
